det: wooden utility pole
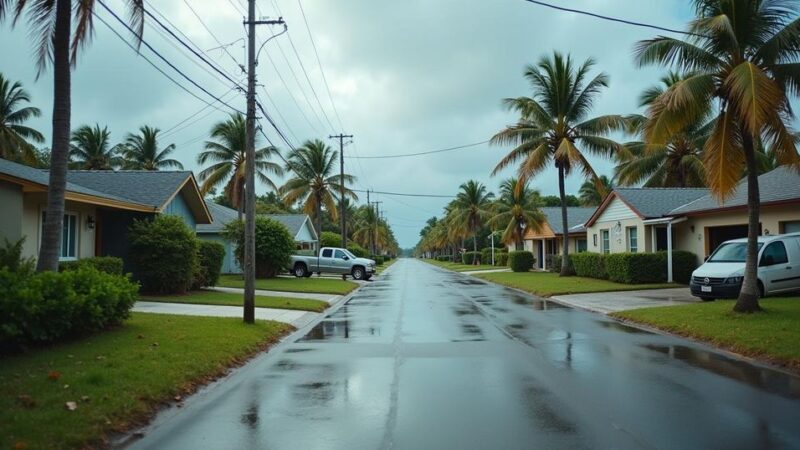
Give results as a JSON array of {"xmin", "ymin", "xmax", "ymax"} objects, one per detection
[{"xmin": 329, "ymin": 133, "xmax": 353, "ymax": 248}]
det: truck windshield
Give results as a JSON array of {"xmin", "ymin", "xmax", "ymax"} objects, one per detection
[{"xmin": 708, "ymin": 242, "xmax": 763, "ymax": 262}]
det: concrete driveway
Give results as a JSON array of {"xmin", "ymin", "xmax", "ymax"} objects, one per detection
[{"xmin": 552, "ymin": 287, "xmax": 699, "ymax": 314}]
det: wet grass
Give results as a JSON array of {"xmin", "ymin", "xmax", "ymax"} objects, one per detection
[
  {"xmin": 217, "ymin": 274, "xmax": 358, "ymax": 295},
  {"xmin": 0, "ymin": 313, "xmax": 291, "ymax": 449},
  {"xmin": 141, "ymin": 290, "xmax": 329, "ymax": 312},
  {"xmin": 613, "ymin": 297, "xmax": 800, "ymax": 372},
  {"xmin": 474, "ymin": 271, "xmax": 676, "ymax": 296},
  {"xmin": 423, "ymin": 259, "xmax": 502, "ymax": 272}
]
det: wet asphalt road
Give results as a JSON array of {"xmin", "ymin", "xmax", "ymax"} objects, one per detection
[{"xmin": 129, "ymin": 259, "xmax": 800, "ymax": 450}]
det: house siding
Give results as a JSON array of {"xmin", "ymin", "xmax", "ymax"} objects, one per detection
[
  {"xmin": 199, "ymin": 234, "xmax": 242, "ymax": 274},
  {"xmin": 20, "ymin": 193, "xmax": 98, "ymax": 261},
  {"xmin": 164, "ymin": 193, "xmax": 196, "ymax": 229},
  {"xmin": 595, "ymin": 197, "xmax": 638, "ymax": 223},
  {"xmin": 586, "ymin": 198, "xmax": 652, "ymax": 254},
  {"xmin": 0, "ymin": 180, "xmax": 23, "ymax": 244}
]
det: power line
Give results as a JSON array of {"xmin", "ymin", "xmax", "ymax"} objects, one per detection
[
  {"xmin": 352, "ymin": 188, "xmax": 454, "ymax": 199},
  {"xmin": 297, "ymin": 0, "xmax": 344, "ymax": 129},
  {"xmin": 521, "ymin": 0, "xmax": 699, "ymax": 37},
  {"xmin": 162, "ymin": 88, "xmax": 240, "ymax": 138},
  {"xmin": 347, "ymin": 140, "xmax": 490, "ymax": 159},
  {"xmin": 94, "ymin": 5, "xmax": 242, "ymax": 115},
  {"xmin": 259, "ymin": 86, "xmax": 301, "ymax": 145},
  {"xmin": 182, "ymin": 0, "xmax": 245, "ymax": 72}
]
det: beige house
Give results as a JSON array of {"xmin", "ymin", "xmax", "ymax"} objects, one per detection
[
  {"xmin": 513, "ymin": 207, "xmax": 595, "ymax": 270},
  {"xmin": 584, "ymin": 166, "xmax": 800, "ymax": 281}
]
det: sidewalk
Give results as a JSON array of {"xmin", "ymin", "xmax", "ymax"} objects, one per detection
[
  {"xmin": 551, "ymin": 288, "xmax": 699, "ymax": 315},
  {"xmin": 209, "ymin": 286, "xmax": 339, "ymax": 304},
  {"xmin": 133, "ymin": 301, "xmax": 320, "ymax": 328}
]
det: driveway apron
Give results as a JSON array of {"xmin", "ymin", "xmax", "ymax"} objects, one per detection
[{"xmin": 128, "ymin": 259, "xmax": 800, "ymax": 450}]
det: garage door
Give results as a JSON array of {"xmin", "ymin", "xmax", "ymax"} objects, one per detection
[
  {"xmin": 783, "ymin": 221, "xmax": 800, "ymax": 234},
  {"xmin": 707, "ymin": 224, "xmax": 756, "ymax": 255}
]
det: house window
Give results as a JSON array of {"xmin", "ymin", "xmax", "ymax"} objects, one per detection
[
  {"xmin": 41, "ymin": 212, "xmax": 78, "ymax": 260},
  {"xmin": 601, "ymin": 229, "xmax": 610, "ymax": 254},
  {"xmin": 627, "ymin": 227, "xmax": 638, "ymax": 253},
  {"xmin": 576, "ymin": 239, "xmax": 587, "ymax": 253}
]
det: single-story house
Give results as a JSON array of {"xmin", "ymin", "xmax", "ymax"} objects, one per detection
[
  {"xmin": 584, "ymin": 166, "xmax": 800, "ymax": 280},
  {"xmin": 0, "ymin": 158, "xmax": 211, "ymax": 270},
  {"xmin": 512, "ymin": 206, "xmax": 596, "ymax": 270},
  {"xmin": 196, "ymin": 201, "xmax": 318, "ymax": 274}
]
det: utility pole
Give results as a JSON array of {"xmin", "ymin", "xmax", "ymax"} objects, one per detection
[
  {"xmin": 244, "ymin": 3, "xmax": 285, "ymax": 324},
  {"xmin": 372, "ymin": 200, "xmax": 383, "ymax": 255},
  {"xmin": 366, "ymin": 190, "xmax": 373, "ymax": 254},
  {"xmin": 329, "ymin": 133, "xmax": 353, "ymax": 248}
]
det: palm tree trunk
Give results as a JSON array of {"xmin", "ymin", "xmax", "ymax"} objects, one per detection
[
  {"xmin": 734, "ymin": 132, "xmax": 762, "ymax": 313},
  {"xmin": 473, "ymin": 234, "xmax": 478, "ymax": 265},
  {"xmin": 36, "ymin": 0, "xmax": 72, "ymax": 272},
  {"xmin": 315, "ymin": 191, "xmax": 322, "ymax": 242},
  {"xmin": 558, "ymin": 165, "xmax": 571, "ymax": 276}
]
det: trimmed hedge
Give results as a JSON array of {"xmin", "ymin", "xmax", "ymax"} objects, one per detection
[
  {"xmin": 0, "ymin": 267, "xmax": 139, "ymax": 349},
  {"xmin": 547, "ymin": 255, "xmax": 561, "ymax": 273},
  {"xmin": 436, "ymin": 255, "xmax": 451, "ymax": 262},
  {"xmin": 225, "ymin": 217, "xmax": 295, "ymax": 278},
  {"xmin": 508, "ymin": 251, "xmax": 534, "ymax": 272},
  {"xmin": 60, "ymin": 256, "xmax": 123, "ymax": 276},
  {"xmin": 495, "ymin": 253, "xmax": 509, "ymax": 266},
  {"xmin": 320, "ymin": 231, "xmax": 342, "ymax": 248},
  {"xmin": 462, "ymin": 251, "xmax": 481, "ymax": 265},
  {"xmin": 373, "ymin": 255, "xmax": 385, "ymax": 265},
  {"xmin": 129, "ymin": 215, "xmax": 198, "ymax": 294},
  {"xmin": 571, "ymin": 252, "xmax": 607, "ymax": 279},
  {"xmin": 194, "ymin": 241, "xmax": 225, "ymax": 288},
  {"xmin": 347, "ymin": 243, "xmax": 368, "ymax": 258}
]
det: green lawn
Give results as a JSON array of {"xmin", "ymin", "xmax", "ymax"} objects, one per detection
[
  {"xmin": 475, "ymin": 271, "xmax": 676, "ymax": 297},
  {"xmin": 375, "ymin": 258, "xmax": 399, "ymax": 274},
  {"xmin": 613, "ymin": 298, "xmax": 800, "ymax": 371},
  {"xmin": 423, "ymin": 259, "xmax": 502, "ymax": 272},
  {"xmin": 0, "ymin": 313, "xmax": 291, "ymax": 449},
  {"xmin": 142, "ymin": 290, "xmax": 329, "ymax": 312},
  {"xmin": 217, "ymin": 274, "xmax": 358, "ymax": 295}
]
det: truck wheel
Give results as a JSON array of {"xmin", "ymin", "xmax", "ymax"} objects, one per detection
[
  {"xmin": 352, "ymin": 266, "xmax": 365, "ymax": 280},
  {"xmin": 303, "ymin": 271, "xmax": 313, "ymax": 278},
  {"xmin": 700, "ymin": 297, "xmax": 715, "ymax": 302},
  {"xmin": 293, "ymin": 263, "xmax": 308, "ymax": 278}
]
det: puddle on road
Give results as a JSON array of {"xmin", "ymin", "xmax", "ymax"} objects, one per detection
[
  {"xmin": 642, "ymin": 344, "xmax": 800, "ymax": 399},
  {"xmin": 598, "ymin": 320, "xmax": 651, "ymax": 334}
]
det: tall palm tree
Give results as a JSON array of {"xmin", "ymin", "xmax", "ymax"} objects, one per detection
[
  {"xmin": 491, "ymin": 51, "xmax": 631, "ymax": 276},
  {"xmin": 635, "ymin": 0, "xmax": 800, "ymax": 312},
  {"xmin": 281, "ymin": 139, "xmax": 357, "ymax": 235},
  {"xmin": 578, "ymin": 175, "xmax": 613, "ymax": 206},
  {"xmin": 121, "ymin": 126, "xmax": 183, "ymax": 170},
  {"xmin": 0, "ymin": 73, "xmax": 44, "ymax": 164},
  {"xmin": 448, "ymin": 180, "xmax": 494, "ymax": 264},
  {"xmin": 1, "ymin": 1, "xmax": 145, "ymax": 272},
  {"xmin": 197, "ymin": 114, "xmax": 283, "ymax": 218},
  {"xmin": 490, "ymin": 178, "xmax": 545, "ymax": 249},
  {"xmin": 616, "ymin": 73, "xmax": 710, "ymax": 188},
  {"xmin": 69, "ymin": 124, "xmax": 121, "ymax": 170}
]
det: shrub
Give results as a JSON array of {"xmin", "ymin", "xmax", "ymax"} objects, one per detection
[
  {"xmin": 129, "ymin": 215, "xmax": 198, "ymax": 294},
  {"xmin": 320, "ymin": 231, "xmax": 342, "ymax": 248},
  {"xmin": 605, "ymin": 253, "xmax": 664, "ymax": 284},
  {"xmin": 495, "ymin": 253, "xmax": 509, "ymax": 266},
  {"xmin": 547, "ymin": 255, "xmax": 561, "ymax": 273},
  {"xmin": 373, "ymin": 255, "xmax": 385, "ymax": 265},
  {"xmin": 462, "ymin": 251, "xmax": 481, "ymax": 265},
  {"xmin": 347, "ymin": 243, "xmax": 368, "ymax": 258},
  {"xmin": 0, "ymin": 238, "xmax": 34, "ymax": 274},
  {"xmin": 60, "ymin": 256, "xmax": 123, "ymax": 276},
  {"xmin": 224, "ymin": 217, "xmax": 295, "ymax": 278},
  {"xmin": 194, "ymin": 241, "xmax": 226, "ymax": 288},
  {"xmin": 571, "ymin": 252, "xmax": 607, "ymax": 279},
  {"xmin": 508, "ymin": 251, "xmax": 535, "ymax": 272},
  {"xmin": 480, "ymin": 248, "xmax": 493, "ymax": 265},
  {"xmin": 669, "ymin": 251, "xmax": 698, "ymax": 284},
  {"xmin": 436, "ymin": 255, "xmax": 451, "ymax": 262},
  {"xmin": 0, "ymin": 267, "xmax": 139, "ymax": 349}
]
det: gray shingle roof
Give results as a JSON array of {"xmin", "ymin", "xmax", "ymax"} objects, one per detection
[
  {"xmin": 198, "ymin": 201, "xmax": 315, "ymax": 240},
  {"xmin": 540, "ymin": 207, "xmax": 595, "ymax": 234},
  {"xmin": 64, "ymin": 170, "xmax": 192, "ymax": 208},
  {"xmin": 614, "ymin": 187, "xmax": 709, "ymax": 218},
  {"xmin": 0, "ymin": 158, "xmax": 150, "ymax": 206},
  {"xmin": 670, "ymin": 166, "xmax": 800, "ymax": 215}
]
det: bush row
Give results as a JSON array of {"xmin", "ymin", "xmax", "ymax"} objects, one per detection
[
  {"xmin": 436, "ymin": 255, "xmax": 451, "ymax": 262},
  {"xmin": 570, "ymin": 251, "xmax": 696, "ymax": 284},
  {"xmin": 59, "ymin": 256, "xmax": 124, "ymax": 275},
  {"xmin": 509, "ymin": 251, "xmax": 535, "ymax": 272},
  {"xmin": 495, "ymin": 253, "xmax": 509, "ymax": 266},
  {"xmin": 462, "ymin": 251, "xmax": 481, "ymax": 265},
  {"xmin": 224, "ymin": 217, "xmax": 295, "ymax": 279}
]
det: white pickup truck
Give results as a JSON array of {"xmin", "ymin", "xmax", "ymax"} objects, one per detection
[{"xmin": 288, "ymin": 247, "xmax": 376, "ymax": 280}]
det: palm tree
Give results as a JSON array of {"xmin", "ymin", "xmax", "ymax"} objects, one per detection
[
  {"xmin": 1, "ymin": 1, "xmax": 145, "ymax": 272},
  {"xmin": 0, "ymin": 73, "xmax": 44, "ymax": 164},
  {"xmin": 121, "ymin": 126, "xmax": 183, "ymax": 170},
  {"xmin": 69, "ymin": 124, "xmax": 121, "ymax": 170},
  {"xmin": 616, "ymin": 73, "xmax": 710, "ymax": 188},
  {"xmin": 197, "ymin": 114, "xmax": 283, "ymax": 218},
  {"xmin": 490, "ymin": 178, "xmax": 545, "ymax": 249},
  {"xmin": 578, "ymin": 175, "xmax": 613, "ymax": 206},
  {"xmin": 281, "ymin": 139, "xmax": 357, "ymax": 235},
  {"xmin": 635, "ymin": 0, "xmax": 800, "ymax": 312},
  {"xmin": 448, "ymin": 180, "xmax": 494, "ymax": 264},
  {"xmin": 491, "ymin": 51, "xmax": 631, "ymax": 276}
]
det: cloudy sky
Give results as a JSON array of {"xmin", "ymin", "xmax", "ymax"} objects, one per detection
[{"xmin": 1, "ymin": 0, "xmax": 693, "ymax": 248}]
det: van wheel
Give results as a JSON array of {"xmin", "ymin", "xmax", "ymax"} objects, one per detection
[
  {"xmin": 352, "ymin": 266, "xmax": 365, "ymax": 280},
  {"xmin": 293, "ymin": 263, "xmax": 308, "ymax": 278},
  {"xmin": 303, "ymin": 271, "xmax": 313, "ymax": 278}
]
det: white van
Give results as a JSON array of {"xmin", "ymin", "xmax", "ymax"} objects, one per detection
[{"xmin": 690, "ymin": 233, "xmax": 800, "ymax": 300}]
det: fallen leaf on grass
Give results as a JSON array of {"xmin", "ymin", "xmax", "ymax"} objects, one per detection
[
  {"xmin": 16, "ymin": 395, "xmax": 36, "ymax": 409},
  {"xmin": 65, "ymin": 401, "xmax": 78, "ymax": 411},
  {"xmin": 174, "ymin": 395, "xmax": 182, "ymax": 401},
  {"xmin": 47, "ymin": 370, "xmax": 61, "ymax": 381}
]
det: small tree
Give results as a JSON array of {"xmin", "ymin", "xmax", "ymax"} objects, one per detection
[
  {"xmin": 129, "ymin": 215, "xmax": 198, "ymax": 294},
  {"xmin": 224, "ymin": 217, "xmax": 295, "ymax": 278},
  {"xmin": 320, "ymin": 231, "xmax": 342, "ymax": 248}
]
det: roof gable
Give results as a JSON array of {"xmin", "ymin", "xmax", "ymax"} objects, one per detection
[
  {"xmin": 536, "ymin": 207, "xmax": 596, "ymax": 235},
  {"xmin": 585, "ymin": 187, "xmax": 709, "ymax": 226}
]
